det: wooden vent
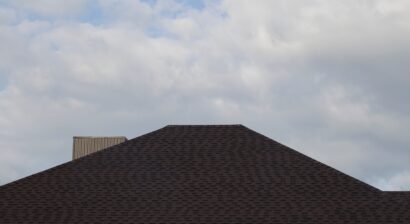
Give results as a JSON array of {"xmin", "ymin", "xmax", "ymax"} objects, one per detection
[{"xmin": 72, "ymin": 136, "xmax": 127, "ymax": 160}]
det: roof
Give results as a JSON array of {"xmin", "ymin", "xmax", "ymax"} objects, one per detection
[
  {"xmin": 0, "ymin": 125, "xmax": 409, "ymax": 223},
  {"xmin": 385, "ymin": 191, "xmax": 410, "ymax": 210}
]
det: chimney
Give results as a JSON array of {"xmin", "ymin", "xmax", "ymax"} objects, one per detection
[{"xmin": 72, "ymin": 136, "xmax": 127, "ymax": 160}]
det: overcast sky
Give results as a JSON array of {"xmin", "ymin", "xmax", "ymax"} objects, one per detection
[{"xmin": 1, "ymin": 0, "xmax": 410, "ymax": 190}]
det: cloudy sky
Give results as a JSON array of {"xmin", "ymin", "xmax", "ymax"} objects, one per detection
[{"xmin": 0, "ymin": 0, "xmax": 410, "ymax": 190}]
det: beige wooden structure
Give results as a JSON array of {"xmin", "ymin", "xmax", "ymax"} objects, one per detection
[{"xmin": 72, "ymin": 136, "xmax": 127, "ymax": 160}]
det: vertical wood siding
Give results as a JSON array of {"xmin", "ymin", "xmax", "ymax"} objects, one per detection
[{"xmin": 72, "ymin": 136, "xmax": 127, "ymax": 160}]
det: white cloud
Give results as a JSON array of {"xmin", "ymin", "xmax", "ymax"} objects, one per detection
[
  {"xmin": 0, "ymin": 0, "xmax": 409, "ymax": 190},
  {"xmin": 0, "ymin": 7, "xmax": 17, "ymax": 24},
  {"xmin": 373, "ymin": 171, "xmax": 410, "ymax": 191}
]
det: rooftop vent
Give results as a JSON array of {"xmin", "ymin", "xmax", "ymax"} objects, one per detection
[{"xmin": 72, "ymin": 136, "xmax": 127, "ymax": 160}]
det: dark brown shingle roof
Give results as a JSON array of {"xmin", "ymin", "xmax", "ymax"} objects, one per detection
[
  {"xmin": 385, "ymin": 191, "xmax": 410, "ymax": 210},
  {"xmin": 0, "ymin": 125, "xmax": 409, "ymax": 223}
]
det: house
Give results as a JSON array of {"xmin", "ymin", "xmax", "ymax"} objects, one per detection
[{"xmin": 0, "ymin": 125, "xmax": 409, "ymax": 223}]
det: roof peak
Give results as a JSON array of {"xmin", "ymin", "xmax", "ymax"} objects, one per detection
[{"xmin": 165, "ymin": 124, "xmax": 244, "ymax": 127}]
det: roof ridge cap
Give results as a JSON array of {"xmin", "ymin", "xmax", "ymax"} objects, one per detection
[{"xmin": 165, "ymin": 124, "xmax": 243, "ymax": 127}]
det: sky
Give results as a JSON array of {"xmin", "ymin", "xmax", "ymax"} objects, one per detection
[{"xmin": 0, "ymin": 0, "xmax": 410, "ymax": 190}]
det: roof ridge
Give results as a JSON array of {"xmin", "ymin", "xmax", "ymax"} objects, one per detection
[
  {"xmin": 240, "ymin": 125, "xmax": 382, "ymax": 193},
  {"xmin": 165, "ymin": 124, "xmax": 243, "ymax": 127},
  {"xmin": 0, "ymin": 127, "xmax": 167, "ymax": 189}
]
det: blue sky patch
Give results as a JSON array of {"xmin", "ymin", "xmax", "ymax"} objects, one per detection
[
  {"xmin": 142, "ymin": 0, "xmax": 205, "ymax": 10},
  {"xmin": 175, "ymin": 0, "xmax": 205, "ymax": 10},
  {"xmin": 80, "ymin": 2, "xmax": 104, "ymax": 26}
]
